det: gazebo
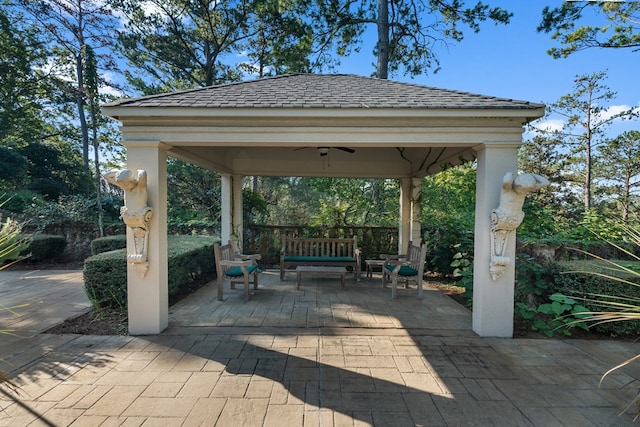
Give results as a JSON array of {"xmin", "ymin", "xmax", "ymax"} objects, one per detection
[{"xmin": 102, "ymin": 74, "xmax": 545, "ymax": 337}]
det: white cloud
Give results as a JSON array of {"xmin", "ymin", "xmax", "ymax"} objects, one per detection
[
  {"xmin": 532, "ymin": 118, "xmax": 565, "ymax": 133},
  {"xmin": 594, "ymin": 104, "xmax": 637, "ymax": 122}
]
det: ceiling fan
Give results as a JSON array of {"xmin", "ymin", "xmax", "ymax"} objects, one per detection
[{"xmin": 294, "ymin": 147, "xmax": 356, "ymax": 156}]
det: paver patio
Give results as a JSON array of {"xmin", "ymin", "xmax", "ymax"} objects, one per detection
[{"xmin": 1, "ymin": 269, "xmax": 638, "ymax": 426}]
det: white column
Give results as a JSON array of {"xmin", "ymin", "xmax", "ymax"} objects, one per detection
[
  {"xmin": 232, "ymin": 174, "xmax": 243, "ymax": 252},
  {"xmin": 473, "ymin": 144, "xmax": 519, "ymax": 337},
  {"xmin": 399, "ymin": 178, "xmax": 411, "ymax": 252},
  {"xmin": 221, "ymin": 174, "xmax": 232, "ymax": 245},
  {"xmin": 410, "ymin": 177, "xmax": 423, "ymax": 244},
  {"xmin": 126, "ymin": 143, "xmax": 168, "ymax": 335}
]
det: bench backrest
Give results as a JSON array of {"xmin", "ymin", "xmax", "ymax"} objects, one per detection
[{"xmin": 281, "ymin": 237, "xmax": 357, "ymax": 257}]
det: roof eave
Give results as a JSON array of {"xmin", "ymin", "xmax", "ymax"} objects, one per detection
[{"xmin": 102, "ymin": 105, "xmax": 545, "ymax": 122}]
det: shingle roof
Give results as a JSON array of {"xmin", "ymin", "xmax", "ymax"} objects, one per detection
[{"xmin": 105, "ymin": 74, "xmax": 543, "ymax": 110}]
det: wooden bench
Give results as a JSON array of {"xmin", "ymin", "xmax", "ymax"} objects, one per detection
[
  {"xmin": 214, "ymin": 241, "xmax": 261, "ymax": 301},
  {"xmin": 280, "ymin": 236, "xmax": 361, "ymax": 281}
]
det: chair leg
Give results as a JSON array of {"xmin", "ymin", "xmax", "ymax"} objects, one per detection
[
  {"xmin": 217, "ymin": 274, "xmax": 224, "ymax": 301},
  {"xmin": 243, "ymin": 275, "xmax": 250, "ymax": 302},
  {"xmin": 417, "ymin": 278, "xmax": 423, "ymax": 299},
  {"xmin": 391, "ymin": 276, "xmax": 398, "ymax": 299},
  {"xmin": 253, "ymin": 271, "xmax": 259, "ymax": 290}
]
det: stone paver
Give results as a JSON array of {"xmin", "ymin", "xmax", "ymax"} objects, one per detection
[{"xmin": 0, "ymin": 269, "xmax": 638, "ymax": 426}]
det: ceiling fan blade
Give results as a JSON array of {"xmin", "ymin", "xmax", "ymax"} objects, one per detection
[
  {"xmin": 293, "ymin": 147, "xmax": 309, "ymax": 151},
  {"xmin": 336, "ymin": 147, "xmax": 355, "ymax": 154}
]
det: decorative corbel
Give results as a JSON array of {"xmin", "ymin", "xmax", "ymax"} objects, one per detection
[
  {"xmin": 104, "ymin": 169, "xmax": 153, "ymax": 278},
  {"xmin": 490, "ymin": 172, "xmax": 549, "ymax": 280}
]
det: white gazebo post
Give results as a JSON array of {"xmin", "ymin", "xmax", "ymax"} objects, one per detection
[
  {"xmin": 220, "ymin": 174, "xmax": 243, "ymax": 251},
  {"xmin": 472, "ymin": 144, "xmax": 519, "ymax": 337},
  {"xmin": 399, "ymin": 178, "xmax": 412, "ymax": 252},
  {"xmin": 125, "ymin": 142, "xmax": 169, "ymax": 335},
  {"xmin": 410, "ymin": 177, "xmax": 423, "ymax": 244},
  {"xmin": 221, "ymin": 173, "xmax": 232, "ymax": 245},
  {"xmin": 232, "ymin": 174, "xmax": 243, "ymax": 252}
]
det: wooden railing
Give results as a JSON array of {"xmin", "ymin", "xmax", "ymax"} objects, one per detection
[{"xmin": 244, "ymin": 225, "xmax": 398, "ymax": 268}]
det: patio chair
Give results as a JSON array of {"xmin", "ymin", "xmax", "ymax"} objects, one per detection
[
  {"xmin": 382, "ymin": 241, "xmax": 426, "ymax": 299},
  {"xmin": 214, "ymin": 241, "xmax": 261, "ymax": 302}
]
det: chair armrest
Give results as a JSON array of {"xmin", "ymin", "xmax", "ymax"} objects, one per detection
[
  {"xmin": 379, "ymin": 253, "xmax": 405, "ymax": 261},
  {"xmin": 384, "ymin": 260, "xmax": 412, "ymax": 266},
  {"xmin": 237, "ymin": 253, "xmax": 262, "ymax": 261},
  {"xmin": 220, "ymin": 260, "xmax": 254, "ymax": 267}
]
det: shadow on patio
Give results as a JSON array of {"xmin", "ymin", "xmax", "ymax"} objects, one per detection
[{"xmin": 155, "ymin": 270, "xmax": 638, "ymax": 425}]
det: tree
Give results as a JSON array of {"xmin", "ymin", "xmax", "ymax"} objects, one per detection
[
  {"xmin": 307, "ymin": 178, "xmax": 398, "ymax": 226},
  {"xmin": 237, "ymin": 0, "xmax": 314, "ymax": 76},
  {"xmin": 538, "ymin": 2, "xmax": 640, "ymax": 59},
  {"xmin": 597, "ymin": 130, "xmax": 640, "ymax": 224},
  {"xmin": 167, "ymin": 159, "xmax": 222, "ymax": 225},
  {"xmin": 539, "ymin": 71, "xmax": 637, "ymax": 211},
  {"xmin": 311, "ymin": 0, "xmax": 512, "ymax": 78},
  {"xmin": 83, "ymin": 44, "xmax": 104, "ymax": 235},
  {"xmin": 519, "ymin": 134, "xmax": 576, "ymax": 224},
  {"xmin": 14, "ymin": 0, "xmax": 120, "ymax": 169},
  {"xmin": 0, "ymin": 7, "xmax": 50, "ymax": 148}
]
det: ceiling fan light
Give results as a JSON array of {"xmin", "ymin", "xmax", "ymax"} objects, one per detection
[{"xmin": 317, "ymin": 147, "xmax": 330, "ymax": 156}]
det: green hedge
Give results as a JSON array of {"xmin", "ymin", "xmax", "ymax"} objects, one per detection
[
  {"xmin": 551, "ymin": 260, "xmax": 640, "ymax": 337},
  {"xmin": 91, "ymin": 235, "xmax": 127, "ymax": 255},
  {"xmin": 23, "ymin": 234, "xmax": 67, "ymax": 262},
  {"xmin": 83, "ymin": 235, "xmax": 218, "ymax": 309}
]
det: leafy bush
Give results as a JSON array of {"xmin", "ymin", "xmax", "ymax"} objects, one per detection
[
  {"xmin": 424, "ymin": 224, "xmax": 474, "ymax": 275},
  {"xmin": 91, "ymin": 235, "xmax": 126, "ymax": 255},
  {"xmin": 23, "ymin": 234, "xmax": 66, "ymax": 262},
  {"xmin": 83, "ymin": 235, "xmax": 217, "ymax": 309},
  {"xmin": 0, "ymin": 190, "xmax": 46, "ymax": 213},
  {"xmin": 0, "ymin": 218, "xmax": 30, "ymax": 265},
  {"xmin": 515, "ymin": 293, "xmax": 591, "ymax": 337}
]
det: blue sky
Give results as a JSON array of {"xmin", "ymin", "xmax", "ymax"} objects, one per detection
[{"xmin": 338, "ymin": 1, "xmax": 639, "ymax": 136}]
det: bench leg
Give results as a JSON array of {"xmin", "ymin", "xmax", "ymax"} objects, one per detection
[
  {"xmin": 297, "ymin": 271, "xmax": 302, "ymax": 289},
  {"xmin": 341, "ymin": 273, "xmax": 345, "ymax": 288}
]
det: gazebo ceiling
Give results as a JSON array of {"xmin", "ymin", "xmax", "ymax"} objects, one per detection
[{"xmin": 103, "ymin": 74, "xmax": 545, "ymax": 178}]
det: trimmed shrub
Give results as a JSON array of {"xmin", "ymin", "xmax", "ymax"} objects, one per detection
[
  {"xmin": 551, "ymin": 260, "xmax": 640, "ymax": 337},
  {"xmin": 91, "ymin": 235, "xmax": 127, "ymax": 255},
  {"xmin": 83, "ymin": 249, "xmax": 128, "ymax": 309},
  {"xmin": 83, "ymin": 235, "xmax": 218, "ymax": 309},
  {"xmin": 23, "ymin": 234, "xmax": 67, "ymax": 262}
]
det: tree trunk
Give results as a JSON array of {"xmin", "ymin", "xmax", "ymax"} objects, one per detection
[
  {"xmin": 376, "ymin": 0, "xmax": 389, "ymax": 79},
  {"xmin": 76, "ymin": 53, "xmax": 90, "ymax": 169}
]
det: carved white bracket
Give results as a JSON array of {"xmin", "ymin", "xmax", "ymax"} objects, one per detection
[
  {"xmin": 490, "ymin": 172, "xmax": 549, "ymax": 281},
  {"xmin": 104, "ymin": 169, "xmax": 153, "ymax": 278}
]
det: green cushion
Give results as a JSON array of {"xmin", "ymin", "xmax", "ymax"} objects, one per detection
[
  {"xmin": 284, "ymin": 256, "xmax": 356, "ymax": 263},
  {"xmin": 225, "ymin": 264, "xmax": 258, "ymax": 277},
  {"xmin": 384, "ymin": 264, "xmax": 418, "ymax": 276}
]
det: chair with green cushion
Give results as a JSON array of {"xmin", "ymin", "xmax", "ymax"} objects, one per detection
[
  {"xmin": 382, "ymin": 241, "xmax": 426, "ymax": 299},
  {"xmin": 214, "ymin": 241, "xmax": 261, "ymax": 302}
]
